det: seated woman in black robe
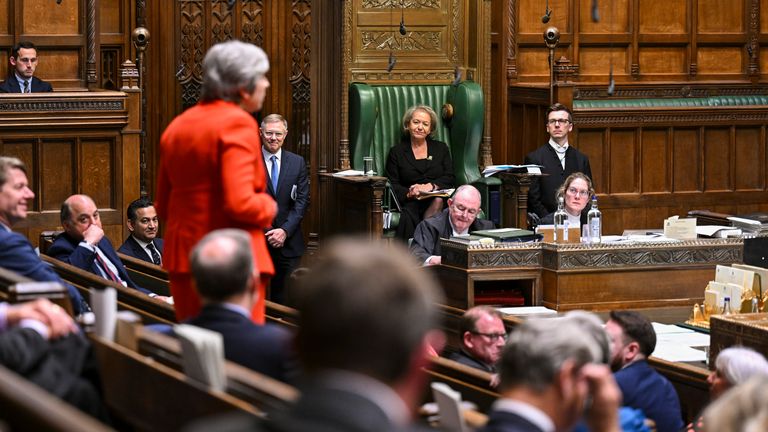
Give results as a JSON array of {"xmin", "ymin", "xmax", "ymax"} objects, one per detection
[{"xmin": 385, "ymin": 105, "xmax": 455, "ymax": 241}]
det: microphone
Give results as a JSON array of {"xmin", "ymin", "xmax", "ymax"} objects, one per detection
[
  {"xmin": 387, "ymin": 52, "xmax": 397, "ymax": 72},
  {"xmin": 399, "ymin": 19, "xmax": 407, "ymax": 36},
  {"xmin": 452, "ymin": 66, "xmax": 462, "ymax": 86},
  {"xmin": 542, "ymin": 0, "xmax": 551, "ymax": 23},
  {"xmin": 607, "ymin": 66, "xmax": 615, "ymax": 96},
  {"xmin": 591, "ymin": 0, "xmax": 600, "ymax": 22}
]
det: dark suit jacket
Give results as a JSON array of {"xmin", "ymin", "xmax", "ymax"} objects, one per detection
[
  {"xmin": 447, "ymin": 349, "xmax": 495, "ymax": 373},
  {"xmin": 614, "ymin": 360, "xmax": 684, "ymax": 432},
  {"xmin": 385, "ymin": 137, "xmax": 455, "ymax": 206},
  {"xmin": 48, "ymin": 232, "xmax": 151, "ymax": 295},
  {"xmin": 117, "ymin": 235, "xmax": 164, "ymax": 264},
  {"xmin": 524, "ymin": 143, "xmax": 592, "ymax": 218},
  {"xmin": 0, "ymin": 229, "xmax": 86, "ymax": 315},
  {"xmin": 186, "ymin": 304, "xmax": 293, "ymax": 382},
  {"xmin": 410, "ymin": 208, "xmax": 495, "ymax": 262},
  {"xmin": 264, "ymin": 150, "xmax": 309, "ymax": 258},
  {"xmin": 0, "ymin": 76, "xmax": 53, "ymax": 93},
  {"xmin": 480, "ymin": 410, "xmax": 546, "ymax": 432},
  {"xmin": 0, "ymin": 327, "xmax": 108, "ymax": 420}
]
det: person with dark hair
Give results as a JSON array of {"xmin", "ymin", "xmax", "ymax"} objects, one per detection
[
  {"xmin": 0, "ymin": 41, "xmax": 53, "ymax": 93},
  {"xmin": 386, "ymin": 104, "xmax": 455, "ymax": 241},
  {"xmin": 260, "ymin": 113, "xmax": 309, "ymax": 305},
  {"xmin": 540, "ymin": 172, "xmax": 595, "ymax": 226},
  {"xmin": 118, "ymin": 196, "xmax": 164, "ymax": 265},
  {"xmin": 449, "ymin": 306, "xmax": 506, "ymax": 373},
  {"xmin": 256, "ymin": 237, "xmax": 446, "ymax": 431},
  {"xmin": 156, "ymin": 40, "xmax": 276, "ymax": 324},
  {"xmin": 49, "ymin": 194, "xmax": 169, "ymax": 302},
  {"xmin": 0, "ymin": 157, "xmax": 87, "ymax": 314},
  {"xmin": 525, "ymin": 103, "xmax": 592, "ymax": 219},
  {"xmin": 185, "ymin": 229, "xmax": 293, "ymax": 382},
  {"xmin": 605, "ymin": 310, "xmax": 683, "ymax": 432}
]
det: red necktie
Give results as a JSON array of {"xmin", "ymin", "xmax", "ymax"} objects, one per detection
[{"xmin": 94, "ymin": 251, "xmax": 120, "ymax": 283}]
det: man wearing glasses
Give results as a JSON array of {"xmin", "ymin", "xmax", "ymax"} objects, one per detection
[
  {"xmin": 0, "ymin": 41, "xmax": 53, "ymax": 93},
  {"xmin": 449, "ymin": 306, "xmax": 506, "ymax": 373},
  {"xmin": 260, "ymin": 113, "xmax": 309, "ymax": 305},
  {"xmin": 524, "ymin": 103, "xmax": 592, "ymax": 219},
  {"xmin": 410, "ymin": 184, "xmax": 494, "ymax": 265}
]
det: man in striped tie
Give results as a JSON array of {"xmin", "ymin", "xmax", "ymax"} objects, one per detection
[
  {"xmin": 118, "ymin": 197, "xmax": 164, "ymax": 265},
  {"xmin": 0, "ymin": 41, "xmax": 53, "ymax": 93}
]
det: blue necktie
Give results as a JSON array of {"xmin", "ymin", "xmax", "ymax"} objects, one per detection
[{"xmin": 270, "ymin": 155, "xmax": 279, "ymax": 192}]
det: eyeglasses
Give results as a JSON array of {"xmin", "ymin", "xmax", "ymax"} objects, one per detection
[
  {"xmin": 263, "ymin": 131, "xmax": 285, "ymax": 138},
  {"xmin": 471, "ymin": 331, "xmax": 507, "ymax": 341},
  {"xmin": 547, "ymin": 118, "xmax": 571, "ymax": 125},
  {"xmin": 452, "ymin": 204, "xmax": 479, "ymax": 216},
  {"xmin": 567, "ymin": 187, "xmax": 589, "ymax": 198}
]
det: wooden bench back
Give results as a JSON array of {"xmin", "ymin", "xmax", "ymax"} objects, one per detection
[
  {"xmin": 91, "ymin": 334, "xmax": 261, "ymax": 431},
  {"xmin": 0, "ymin": 363, "xmax": 113, "ymax": 432}
]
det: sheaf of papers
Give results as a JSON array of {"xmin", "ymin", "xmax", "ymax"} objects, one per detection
[
  {"xmin": 332, "ymin": 169, "xmax": 365, "ymax": 177},
  {"xmin": 497, "ymin": 306, "xmax": 557, "ymax": 316},
  {"xmin": 601, "ymin": 234, "xmax": 681, "ymax": 244},
  {"xmin": 650, "ymin": 321, "xmax": 709, "ymax": 363},
  {"xmin": 696, "ymin": 225, "xmax": 742, "ymax": 238},
  {"xmin": 482, "ymin": 164, "xmax": 543, "ymax": 177}
]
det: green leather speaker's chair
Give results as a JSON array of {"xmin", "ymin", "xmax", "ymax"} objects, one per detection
[{"xmin": 348, "ymin": 81, "xmax": 501, "ymax": 236}]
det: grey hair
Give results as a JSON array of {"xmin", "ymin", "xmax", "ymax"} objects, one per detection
[
  {"xmin": 453, "ymin": 184, "xmax": 481, "ymax": 202},
  {"xmin": 200, "ymin": 40, "xmax": 270, "ymax": 103},
  {"xmin": 704, "ymin": 374, "xmax": 768, "ymax": 432},
  {"xmin": 498, "ymin": 312, "xmax": 607, "ymax": 392},
  {"xmin": 401, "ymin": 105, "xmax": 439, "ymax": 137},
  {"xmin": 715, "ymin": 346, "xmax": 768, "ymax": 386},
  {"xmin": 0, "ymin": 156, "xmax": 26, "ymax": 187},
  {"xmin": 261, "ymin": 113, "xmax": 288, "ymax": 130}
]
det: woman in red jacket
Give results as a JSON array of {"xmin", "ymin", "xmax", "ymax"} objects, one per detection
[{"xmin": 156, "ymin": 40, "xmax": 277, "ymax": 323}]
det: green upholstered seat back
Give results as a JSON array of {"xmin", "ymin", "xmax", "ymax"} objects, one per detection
[{"xmin": 349, "ymin": 82, "xmax": 485, "ymax": 186}]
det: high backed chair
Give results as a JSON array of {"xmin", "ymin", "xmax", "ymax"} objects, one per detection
[{"xmin": 348, "ymin": 81, "xmax": 501, "ymax": 235}]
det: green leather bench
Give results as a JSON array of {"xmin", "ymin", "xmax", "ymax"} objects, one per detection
[
  {"xmin": 574, "ymin": 95, "xmax": 768, "ymax": 109},
  {"xmin": 348, "ymin": 81, "xmax": 501, "ymax": 234}
]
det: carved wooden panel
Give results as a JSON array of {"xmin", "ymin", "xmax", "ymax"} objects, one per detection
[
  {"xmin": 639, "ymin": 0, "xmax": 686, "ymax": 34},
  {"xmin": 734, "ymin": 128, "xmax": 763, "ymax": 191},
  {"xmin": 672, "ymin": 129, "xmax": 700, "ymax": 193},
  {"xmin": 703, "ymin": 128, "xmax": 730, "ymax": 192},
  {"xmin": 40, "ymin": 141, "xmax": 75, "ymax": 210},
  {"xmin": 608, "ymin": 129, "xmax": 636, "ymax": 194},
  {"xmin": 698, "ymin": 0, "xmax": 744, "ymax": 33},
  {"xmin": 23, "ymin": 0, "xmax": 80, "ymax": 34},
  {"xmin": 0, "ymin": 0, "xmax": 8, "ymax": 34}
]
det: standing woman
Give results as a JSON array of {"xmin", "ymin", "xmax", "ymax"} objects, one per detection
[
  {"xmin": 156, "ymin": 40, "xmax": 277, "ymax": 323},
  {"xmin": 386, "ymin": 105, "xmax": 455, "ymax": 241}
]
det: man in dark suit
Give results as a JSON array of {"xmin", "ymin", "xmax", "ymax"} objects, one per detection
[
  {"xmin": 411, "ymin": 184, "xmax": 494, "ymax": 265},
  {"xmin": 0, "ymin": 157, "xmax": 87, "ymax": 314},
  {"xmin": 118, "ymin": 196, "xmax": 164, "ymax": 265},
  {"xmin": 448, "ymin": 306, "xmax": 505, "ymax": 373},
  {"xmin": 605, "ymin": 310, "xmax": 684, "ymax": 432},
  {"xmin": 0, "ymin": 41, "xmax": 53, "ymax": 93},
  {"xmin": 185, "ymin": 228, "xmax": 294, "ymax": 382},
  {"xmin": 524, "ymin": 103, "xmax": 592, "ymax": 219},
  {"xmin": 256, "ymin": 238, "xmax": 445, "ymax": 432},
  {"xmin": 481, "ymin": 312, "xmax": 621, "ymax": 432},
  {"xmin": 48, "ymin": 194, "xmax": 168, "ymax": 301},
  {"xmin": 261, "ymin": 114, "xmax": 309, "ymax": 305}
]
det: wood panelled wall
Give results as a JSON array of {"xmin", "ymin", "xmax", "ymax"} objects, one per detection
[{"xmin": 494, "ymin": 0, "xmax": 768, "ymax": 232}]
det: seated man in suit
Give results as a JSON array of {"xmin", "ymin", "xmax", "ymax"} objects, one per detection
[
  {"xmin": 525, "ymin": 103, "xmax": 592, "ymax": 220},
  {"xmin": 605, "ymin": 310, "xmax": 684, "ymax": 432},
  {"xmin": 0, "ymin": 41, "xmax": 53, "ymax": 93},
  {"xmin": 186, "ymin": 228, "xmax": 294, "ymax": 382},
  {"xmin": 448, "ymin": 306, "xmax": 505, "ymax": 373},
  {"xmin": 0, "ymin": 298, "xmax": 108, "ymax": 420},
  {"xmin": 256, "ymin": 237, "xmax": 445, "ymax": 431},
  {"xmin": 0, "ymin": 157, "xmax": 87, "ymax": 314},
  {"xmin": 481, "ymin": 312, "xmax": 621, "ymax": 432},
  {"xmin": 118, "ymin": 196, "xmax": 163, "ymax": 265},
  {"xmin": 261, "ymin": 113, "xmax": 309, "ymax": 305},
  {"xmin": 410, "ymin": 184, "xmax": 494, "ymax": 265},
  {"xmin": 48, "ymin": 194, "xmax": 169, "ymax": 302}
]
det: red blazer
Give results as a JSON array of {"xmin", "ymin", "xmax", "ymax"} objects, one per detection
[{"xmin": 156, "ymin": 100, "xmax": 276, "ymax": 322}]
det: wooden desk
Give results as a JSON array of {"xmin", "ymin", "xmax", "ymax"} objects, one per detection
[
  {"xmin": 435, "ymin": 238, "xmax": 743, "ymax": 312},
  {"xmin": 541, "ymin": 239, "xmax": 743, "ymax": 311},
  {"xmin": 320, "ymin": 174, "xmax": 387, "ymax": 238}
]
